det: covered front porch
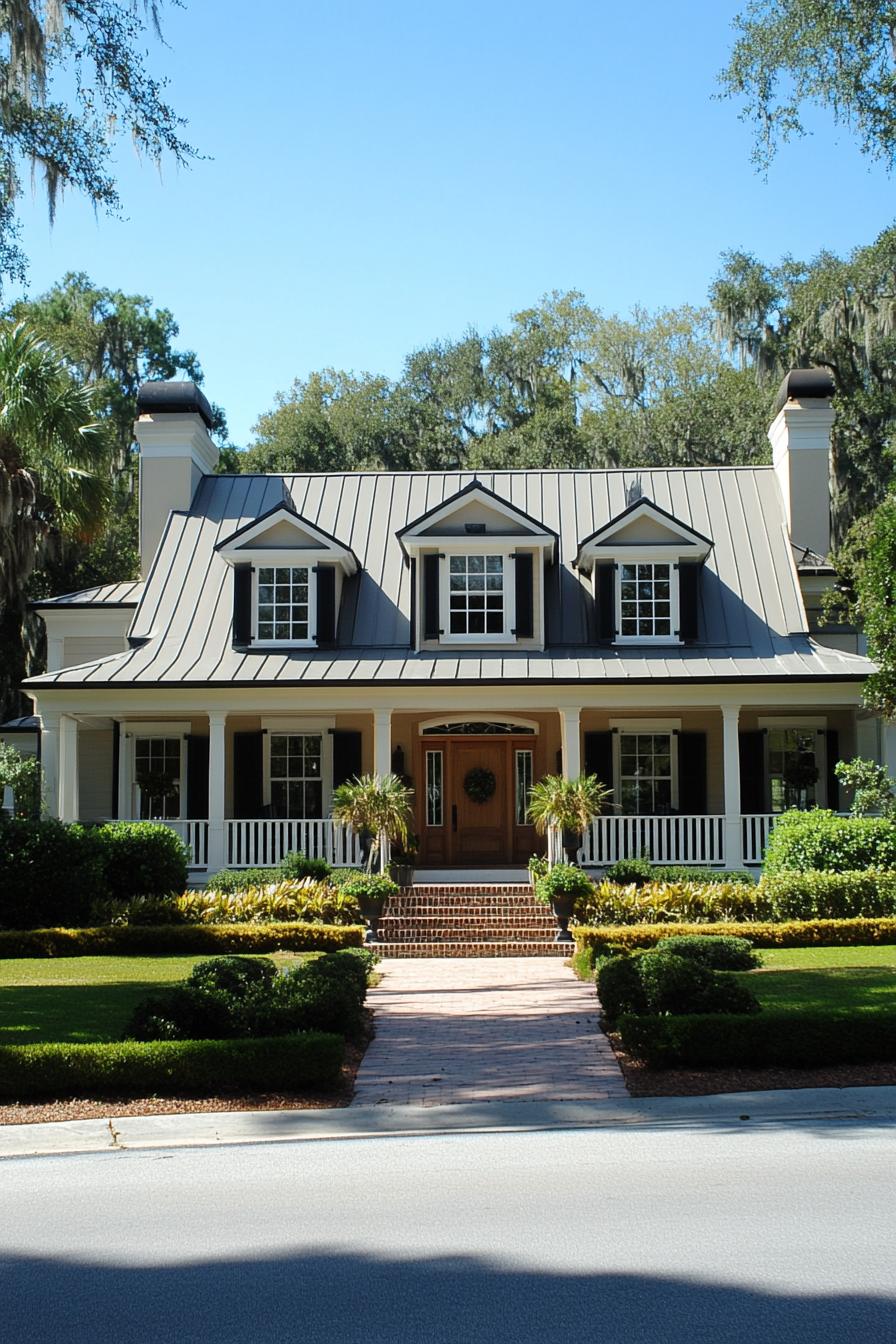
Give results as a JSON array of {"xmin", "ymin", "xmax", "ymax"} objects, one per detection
[{"xmin": 34, "ymin": 682, "xmax": 878, "ymax": 876}]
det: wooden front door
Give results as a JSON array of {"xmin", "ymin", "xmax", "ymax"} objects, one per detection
[
  {"xmin": 417, "ymin": 732, "xmax": 541, "ymax": 866},
  {"xmin": 451, "ymin": 740, "xmax": 508, "ymax": 864}
]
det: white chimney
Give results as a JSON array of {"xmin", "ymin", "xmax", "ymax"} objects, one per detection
[
  {"xmin": 134, "ymin": 382, "xmax": 219, "ymax": 577},
  {"xmin": 768, "ymin": 369, "xmax": 835, "ymax": 561}
]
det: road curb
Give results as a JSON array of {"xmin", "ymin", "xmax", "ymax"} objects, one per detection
[{"xmin": 2, "ymin": 1085, "xmax": 896, "ymax": 1159}]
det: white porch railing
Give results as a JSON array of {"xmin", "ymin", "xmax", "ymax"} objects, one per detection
[
  {"xmin": 741, "ymin": 814, "xmax": 776, "ymax": 866},
  {"xmin": 225, "ymin": 818, "xmax": 363, "ymax": 869},
  {"xmin": 579, "ymin": 814, "xmax": 726, "ymax": 868},
  {"xmin": 157, "ymin": 819, "xmax": 209, "ymax": 870}
]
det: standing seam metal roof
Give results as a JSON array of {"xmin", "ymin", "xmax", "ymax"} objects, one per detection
[{"xmin": 24, "ymin": 467, "xmax": 875, "ymax": 688}]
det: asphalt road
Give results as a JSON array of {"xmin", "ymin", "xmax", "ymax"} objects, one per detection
[{"xmin": 2, "ymin": 1118, "xmax": 895, "ymax": 1342}]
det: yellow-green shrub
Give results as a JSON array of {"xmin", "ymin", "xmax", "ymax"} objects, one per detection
[
  {"xmin": 91, "ymin": 880, "xmax": 361, "ymax": 927},
  {"xmin": 574, "ymin": 879, "xmax": 764, "ymax": 926},
  {"xmin": 574, "ymin": 916, "xmax": 896, "ymax": 954},
  {"xmin": 0, "ymin": 922, "xmax": 366, "ymax": 958}
]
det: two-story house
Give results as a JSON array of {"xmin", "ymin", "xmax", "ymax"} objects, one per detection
[{"xmin": 17, "ymin": 371, "xmax": 886, "ymax": 876}]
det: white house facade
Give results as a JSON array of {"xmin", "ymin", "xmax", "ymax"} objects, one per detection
[{"xmin": 17, "ymin": 371, "xmax": 890, "ymax": 875}]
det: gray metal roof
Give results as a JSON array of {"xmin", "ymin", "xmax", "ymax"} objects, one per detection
[
  {"xmin": 32, "ymin": 580, "xmax": 144, "ymax": 608},
  {"xmin": 25, "ymin": 467, "xmax": 875, "ymax": 690}
]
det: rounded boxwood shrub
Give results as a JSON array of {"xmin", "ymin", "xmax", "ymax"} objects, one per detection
[
  {"xmin": 654, "ymin": 934, "xmax": 760, "ymax": 971},
  {"xmin": 0, "ymin": 817, "xmax": 104, "ymax": 928},
  {"xmin": 637, "ymin": 949, "xmax": 760, "ymax": 1017},
  {"xmin": 596, "ymin": 955, "xmax": 648, "ymax": 1019},
  {"xmin": 185, "ymin": 955, "xmax": 277, "ymax": 997},
  {"xmin": 763, "ymin": 809, "xmax": 896, "ymax": 874},
  {"xmin": 604, "ymin": 857, "xmax": 654, "ymax": 887},
  {"xmin": 94, "ymin": 821, "xmax": 188, "ymax": 898},
  {"xmin": 758, "ymin": 870, "xmax": 896, "ymax": 920},
  {"xmin": 126, "ymin": 986, "xmax": 239, "ymax": 1041},
  {"xmin": 280, "ymin": 852, "xmax": 331, "ymax": 881}
]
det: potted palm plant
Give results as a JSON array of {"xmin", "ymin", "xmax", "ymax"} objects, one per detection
[
  {"xmin": 331, "ymin": 773, "xmax": 415, "ymax": 875},
  {"xmin": 527, "ymin": 773, "xmax": 612, "ymax": 865}
]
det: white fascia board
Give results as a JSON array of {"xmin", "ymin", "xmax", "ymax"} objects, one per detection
[
  {"xmin": 402, "ymin": 535, "xmax": 554, "ymax": 556},
  {"xmin": 40, "ymin": 607, "xmax": 136, "ymax": 640},
  {"xmin": 217, "ymin": 509, "xmax": 358, "ymax": 574}
]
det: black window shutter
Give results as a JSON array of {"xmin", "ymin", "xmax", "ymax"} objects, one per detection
[
  {"xmin": 513, "ymin": 552, "xmax": 534, "ymax": 638},
  {"xmin": 826, "ymin": 729, "xmax": 840, "ymax": 810},
  {"xmin": 677, "ymin": 731, "xmax": 707, "ymax": 813},
  {"xmin": 332, "ymin": 730, "xmax": 363, "ymax": 789},
  {"xmin": 423, "ymin": 553, "xmax": 440, "ymax": 640},
  {"xmin": 583, "ymin": 730, "xmax": 613, "ymax": 790},
  {"xmin": 233, "ymin": 730, "xmax": 264, "ymax": 818},
  {"xmin": 316, "ymin": 565, "xmax": 337, "ymax": 645},
  {"xmin": 186, "ymin": 734, "xmax": 210, "ymax": 818},
  {"xmin": 232, "ymin": 564, "xmax": 253, "ymax": 646},
  {"xmin": 409, "ymin": 557, "xmax": 417, "ymax": 646},
  {"xmin": 596, "ymin": 563, "xmax": 615, "ymax": 641},
  {"xmin": 739, "ymin": 730, "xmax": 766, "ymax": 814},
  {"xmin": 678, "ymin": 564, "xmax": 699, "ymax": 642}
]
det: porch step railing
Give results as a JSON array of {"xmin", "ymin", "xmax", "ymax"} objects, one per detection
[
  {"xmin": 226, "ymin": 818, "xmax": 362, "ymax": 869},
  {"xmin": 579, "ymin": 814, "xmax": 726, "ymax": 867}
]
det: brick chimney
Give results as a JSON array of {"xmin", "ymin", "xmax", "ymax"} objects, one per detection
[
  {"xmin": 767, "ymin": 368, "xmax": 836, "ymax": 561},
  {"xmin": 134, "ymin": 381, "xmax": 219, "ymax": 576}
]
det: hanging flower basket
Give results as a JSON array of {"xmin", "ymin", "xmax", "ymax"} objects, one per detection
[{"xmin": 464, "ymin": 767, "xmax": 496, "ymax": 805}]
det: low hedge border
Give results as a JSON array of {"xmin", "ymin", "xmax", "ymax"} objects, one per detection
[
  {"xmin": 573, "ymin": 917, "xmax": 896, "ymax": 961},
  {"xmin": 0, "ymin": 922, "xmax": 366, "ymax": 959},
  {"xmin": 0, "ymin": 1033, "xmax": 345, "ymax": 1101},
  {"xmin": 617, "ymin": 1010, "xmax": 896, "ymax": 1070}
]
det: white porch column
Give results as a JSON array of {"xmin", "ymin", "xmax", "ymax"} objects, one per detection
[
  {"xmin": 722, "ymin": 705, "xmax": 743, "ymax": 870},
  {"xmin": 40, "ymin": 711, "xmax": 60, "ymax": 819},
  {"xmin": 559, "ymin": 708, "xmax": 582, "ymax": 779},
  {"xmin": 117, "ymin": 724, "xmax": 130, "ymax": 819},
  {"xmin": 373, "ymin": 710, "xmax": 392, "ymax": 778},
  {"xmin": 207, "ymin": 711, "xmax": 227, "ymax": 874},
  {"xmin": 58, "ymin": 714, "xmax": 80, "ymax": 822}
]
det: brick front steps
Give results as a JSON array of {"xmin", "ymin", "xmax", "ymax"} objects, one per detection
[{"xmin": 374, "ymin": 884, "xmax": 571, "ymax": 957}]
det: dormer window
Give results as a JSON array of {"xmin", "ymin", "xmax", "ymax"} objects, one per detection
[
  {"xmin": 216, "ymin": 501, "xmax": 359, "ymax": 650},
  {"xmin": 255, "ymin": 566, "xmax": 313, "ymax": 645},
  {"xmin": 397, "ymin": 480, "xmax": 556, "ymax": 650},
  {"xmin": 448, "ymin": 554, "xmax": 507, "ymax": 637},
  {"xmin": 576, "ymin": 496, "xmax": 712, "ymax": 646},
  {"xmin": 618, "ymin": 562, "xmax": 673, "ymax": 640}
]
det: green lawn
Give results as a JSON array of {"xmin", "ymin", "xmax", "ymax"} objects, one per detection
[
  {"xmin": 738, "ymin": 945, "xmax": 896, "ymax": 1018},
  {"xmin": 0, "ymin": 954, "xmax": 305, "ymax": 1045}
]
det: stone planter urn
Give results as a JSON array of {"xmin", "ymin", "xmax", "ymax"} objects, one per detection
[
  {"xmin": 549, "ymin": 891, "xmax": 576, "ymax": 944},
  {"xmin": 357, "ymin": 891, "xmax": 388, "ymax": 944}
]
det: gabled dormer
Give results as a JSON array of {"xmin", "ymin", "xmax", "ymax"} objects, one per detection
[
  {"xmin": 575, "ymin": 497, "xmax": 712, "ymax": 645},
  {"xmin": 216, "ymin": 502, "xmax": 359, "ymax": 649},
  {"xmin": 397, "ymin": 481, "xmax": 557, "ymax": 650}
]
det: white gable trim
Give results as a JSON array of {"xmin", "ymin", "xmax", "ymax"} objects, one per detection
[
  {"xmin": 576, "ymin": 499, "xmax": 711, "ymax": 572},
  {"xmin": 217, "ymin": 506, "xmax": 358, "ymax": 574},
  {"xmin": 399, "ymin": 484, "xmax": 556, "ymax": 559}
]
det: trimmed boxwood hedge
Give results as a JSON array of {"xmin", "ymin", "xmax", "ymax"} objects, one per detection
[
  {"xmin": 0, "ymin": 1034, "xmax": 344, "ymax": 1100},
  {"xmin": 0, "ymin": 921, "xmax": 366, "ymax": 959},
  {"xmin": 617, "ymin": 1010, "xmax": 896, "ymax": 1070},
  {"xmin": 574, "ymin": 917, "xmax": 896, "ymax": 958}
]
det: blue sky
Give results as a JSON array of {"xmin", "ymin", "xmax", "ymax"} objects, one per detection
[{"xmin": 10, "ymin": 0, "xmax": 896, "ymax": 445}]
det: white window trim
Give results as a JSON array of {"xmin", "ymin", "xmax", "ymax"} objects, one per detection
[
  {"xmin": 261, "ymin": 718, "xmax": 335, "ymax": 818},
  {"xmin": 126, "ymin": 725, "xmax": 188, "ymax": 822},
  {"xmin": 612, "ymin": 556, "xmax": 682, "ymax": 646},
  {"xmin": 760, "ymin": 718, "xmax": 828, "ymax": 811},
  {"xmin": 252, "ymin": 560, "xmax": 318, "ymax": 649},
  {"xmin": 437, "ymin": 544, "xmax": 518, "ymax": 645},
  {"xmin": 610, "ymin": 720, "xmax": 680, "ymax": 815}
]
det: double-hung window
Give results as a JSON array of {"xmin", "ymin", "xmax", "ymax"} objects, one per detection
[
  {"xmin": 449, "ymin": 554, "xmax": 505, "ymax": 636},
  {"xmin": 618, "ymin": 562, "xmax": 673, "ymax": 639},
  {"xmin": 618, "ymin": 732, "xmax": 674, "ymax": 814},
  {"xmin": 134, "ymin": 736, "xmax": 183, "ymax": 820},
  {"xmin": 255, "ymin": 566, "xmax": 312, "ymax": 644},
  {"xmin": 269, "ymin": 733, "xmax": 323, "ymax": 818}
]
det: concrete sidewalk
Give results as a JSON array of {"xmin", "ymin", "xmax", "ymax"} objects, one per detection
[
  {"xmin": 2, "ymin": 1087, "xmax": 895, "ymax": 1159},
  {"xmin": 352, "ymin": 956, "xmax": 628, "ymax": 1106}
]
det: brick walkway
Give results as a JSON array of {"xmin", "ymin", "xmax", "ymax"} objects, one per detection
[{"xmin": 351, "ymin": 957, "xmax": 628, "ymax": 1107}]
